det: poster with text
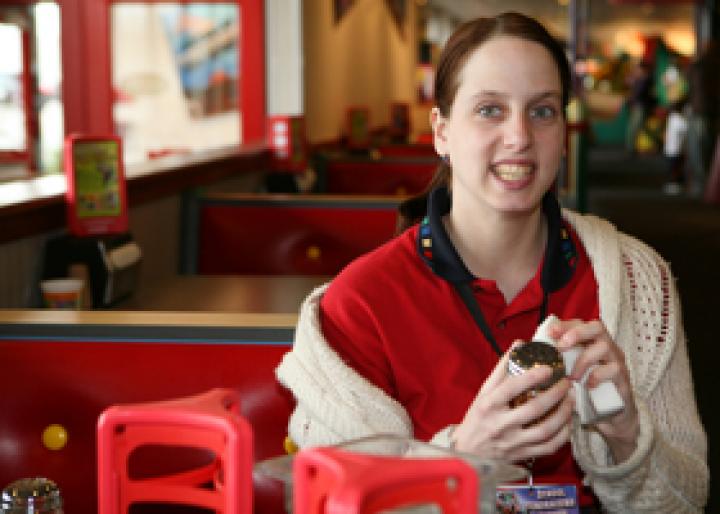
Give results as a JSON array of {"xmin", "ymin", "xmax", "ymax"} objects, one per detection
[{"xmin": 73, "ymin": 140, "xmax": 121, "ymax": 219}]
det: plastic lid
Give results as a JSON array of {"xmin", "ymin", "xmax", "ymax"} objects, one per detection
[{"xmin": 508, "ymin": 341, "xmax": 566, "ymax": 390}]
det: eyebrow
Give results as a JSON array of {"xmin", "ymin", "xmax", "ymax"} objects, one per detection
[{"xmin": 470, "ymin": 91, "xmax": 562, "ymax": 102}]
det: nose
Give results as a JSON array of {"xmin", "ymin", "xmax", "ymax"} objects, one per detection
[{"xmin": 502, "ymin": 112, "xmax": 532, "ymax": 150}]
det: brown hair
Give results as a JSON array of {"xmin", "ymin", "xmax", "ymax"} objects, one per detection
[{"xmin": 397, "ymin": 12, "xmax": 571, "ymax": 233}]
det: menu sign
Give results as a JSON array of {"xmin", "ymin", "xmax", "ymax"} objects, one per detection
[{"xmin": 64, "ymin": 134, "xmax": 129, "ymax": 236}]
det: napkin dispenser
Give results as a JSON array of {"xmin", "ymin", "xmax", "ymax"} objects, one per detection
[
  {"xmin": 42, "ymin": 233, "xmax": 142, "ymax": 308},
  {"xmin": 97, "ymin": 237, "xmax": 142, "ymax": 305}
]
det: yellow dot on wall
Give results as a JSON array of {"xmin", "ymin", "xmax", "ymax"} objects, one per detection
[
  {"xmin": 42, "ymin": 424, "xmax": 68, "ymax": 451},
  {"xmin": 306, "ymin": 246, "xmax": 321, "ymax": 261}
]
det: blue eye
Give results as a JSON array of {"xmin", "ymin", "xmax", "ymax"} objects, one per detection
[
  {"xmin": 477, "ymin": 105, "xmax": 503, "ymax": 118},
  {"xmin": 530, "ymin": 105, "xmax": 557, "ymax": 120}
]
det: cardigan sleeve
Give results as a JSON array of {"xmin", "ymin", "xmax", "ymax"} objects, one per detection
[
  {"xmin": 276, "ymin": 285, "xmax": 413, "ymax": 449},
  {"xmin": 571, "ymin": 240, "xmax": 708, "ymax": 513}
]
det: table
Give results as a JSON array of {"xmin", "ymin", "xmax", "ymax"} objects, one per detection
[{"xmin": 117, "ymin": 274, "xmax": 330, "ymax": 313}]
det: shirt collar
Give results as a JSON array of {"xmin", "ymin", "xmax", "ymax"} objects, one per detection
[{"xmin": 416, "ymin": 186, "xmax": 577, "ymax": 292}]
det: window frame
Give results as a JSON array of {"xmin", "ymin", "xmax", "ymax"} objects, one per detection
[{"xmin": 59, "ymin": 0, "xmax": 265, "ymax": 148}]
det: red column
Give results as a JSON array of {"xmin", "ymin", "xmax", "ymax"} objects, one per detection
[
  {"xmin": 59, "ymin": 0, "xmax": 114, "ymax": 136},
  {"xmin": 241, "ymin": 0, "xmax": 266, "ymax": 144}
]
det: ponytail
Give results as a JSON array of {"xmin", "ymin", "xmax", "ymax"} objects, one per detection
[{"xmin": 395, "ymin": 163, "xmax": 451, "ymax": 234}]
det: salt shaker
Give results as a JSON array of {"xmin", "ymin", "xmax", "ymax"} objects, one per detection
[{"xmin": 1, "ymin": 478, "xmax": 63, "ymax": 514}]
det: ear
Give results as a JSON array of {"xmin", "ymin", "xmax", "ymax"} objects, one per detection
[{"xmin": 430, "ymin": 107, "xmax": 450, "ymax": 157}]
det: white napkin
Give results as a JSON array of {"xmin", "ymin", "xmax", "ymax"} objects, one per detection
[{"xmin": 533, "ymin": 315, "xmax": 625, "ymax": 425}]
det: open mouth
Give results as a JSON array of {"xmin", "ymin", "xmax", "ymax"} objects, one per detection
[{"xmin": 492, "ymin": 163, "xmax": 535, "ymax": 181}]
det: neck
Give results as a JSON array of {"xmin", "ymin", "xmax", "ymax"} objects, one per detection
[{"xmin": 444, "ymin": 196, "xmax": 547, "ymax": 301}]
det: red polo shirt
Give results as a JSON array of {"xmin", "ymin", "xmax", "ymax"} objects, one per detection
[{"xmin": 319, "ymin": 199, "xmax": 600, "ymax": 506}]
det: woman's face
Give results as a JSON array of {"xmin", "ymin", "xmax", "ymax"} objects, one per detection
[{"xmin": 432, "ymin": 36, "xmax": 565, "ymax": 215}]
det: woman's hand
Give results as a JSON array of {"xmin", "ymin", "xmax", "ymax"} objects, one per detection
[
  {"xmin": 452, "ymin": 342, "xmax": 574, "ymax": 463},
  {"xmin": 549, "ymin": 319, "xmax": 640, "ymax": 463}
]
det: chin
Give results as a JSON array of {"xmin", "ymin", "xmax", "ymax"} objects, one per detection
[{"xmin": 490, "ymin": 194, "xmax": 544, "ymax": 215}]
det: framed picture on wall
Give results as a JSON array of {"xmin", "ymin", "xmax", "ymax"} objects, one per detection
[
  {"xmin": 161, "ymin": 5, "xmax": 238, "ymax": 117},
  {"xmin": 334, "ymin": 0, "xmax": 355, "ymax": 24}
]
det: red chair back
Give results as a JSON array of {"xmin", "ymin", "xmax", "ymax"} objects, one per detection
[
  {"xmin": 97, "ymin": 388, "xmax": 254, "ymax": 514},
  {"xmin": 293, "ymin": 447, "xmax": 478, "ymax": 514}
]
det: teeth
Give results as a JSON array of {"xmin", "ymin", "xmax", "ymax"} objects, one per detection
[{"xmin": 494, "ymin": 164, "xmax": 533, "ymax": 181}]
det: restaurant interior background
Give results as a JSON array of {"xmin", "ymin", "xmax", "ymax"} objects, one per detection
[
  {"xmin": 0, "ymin": 0, "xmax": 699, "ymax": 175},
  {"xmin": 0, "ymin": 0, "xmax": 707, "ymax": 317},
  {"xmin": 0, "ymin": 0, "xmax": 718, "ymax": 511}
]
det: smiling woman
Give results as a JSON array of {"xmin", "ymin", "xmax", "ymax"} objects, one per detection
[
  {"xmin": 431, "ymin": 36, "xmax": 566, "ymax": 217},
  {"xmin": 276, "ymin": 11, "xmax": 708, "ymax": 514}
]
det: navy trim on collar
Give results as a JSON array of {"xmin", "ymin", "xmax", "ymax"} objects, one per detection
[{"xmin": 416, "ymin": 186, "xmax": 577, "ymax": 291}]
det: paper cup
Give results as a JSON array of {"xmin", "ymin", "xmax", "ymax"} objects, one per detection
[{"xmin": 40, "ymin": 278, "xmax": 84, "ymax": 309}]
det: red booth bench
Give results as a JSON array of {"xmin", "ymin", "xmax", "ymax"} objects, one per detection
[
  {"xmin": 193, "ymin": 193, "xmax": 401, "ymax": 275},
  {"xmin": 0, "ymin": 310, "xmax": 296, "ymax": 514}
]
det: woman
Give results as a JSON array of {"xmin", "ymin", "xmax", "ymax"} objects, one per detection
[{"xmin": 277, "ymin": 12, "xmax": 708, "ymax": 513}]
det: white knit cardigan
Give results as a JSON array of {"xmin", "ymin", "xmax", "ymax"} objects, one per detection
[{"xmin": 276, "ymin": 210, "xmax": 709, "ymax": 513}]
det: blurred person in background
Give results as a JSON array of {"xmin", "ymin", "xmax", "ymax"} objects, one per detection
[
  {"xmin": 662, "ymin": 96, "xmax": 689, "ymax": 195},
  {"xmin": 625, "ymin": 60, "xmax": 656, "ymax": 155}
]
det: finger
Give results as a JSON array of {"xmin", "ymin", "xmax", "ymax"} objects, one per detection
[
  {"xmin": 585, "ymin": 361, "xmax": 625, "ymax": 390},
  {"xmin": 512, "ymin": 422, "xmax": 572, "ymax": 462},
  {"xmin": 569, "ymin": 337, "xmax": 617, "ymax": 380},
  {"xmin": 480, "ymin": 340, "xmax": 525, "ymax": 394},
  {"xmin": 506, "ymin": 377, "xmax": 572, "ymax": 427},
  {"xmin": 493, "ymin": 365, "xmax": 559, "ymax": 408},
  {"xmin": 513, "ymin": 394, "xmax": 574, "ymax": 447},
  {"xmin": 555, "ymin": 319, "xmax": 607, "ymax": 350},
  {"xmin": 546, "ymin": 318, "xmax": 583, "ymax": 341},
  {"xmin": 475, "ymin": 365, "xmax": 556, "ymax": 415}
]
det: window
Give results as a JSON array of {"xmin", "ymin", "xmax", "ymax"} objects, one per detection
[
  {"xmin": 0, "ymin": 22, "xmax": 25, "ymax": 153},
  {"xmin": 36, "ymin": 2, "xmax": 63, "ymax": 173},
  {"xmin": 0, "ymin": 2, "xmax": 62, "ymax": 177},
  {"xmin": 111, "ymin": 3, "xmax": 241, "ymax": 165}
]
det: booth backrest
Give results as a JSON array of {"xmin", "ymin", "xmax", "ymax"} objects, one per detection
[
  {"xmin": 196, "ymin": 194, "xmax": 401, "ymax": 275},
  {"xmin": 374, "ymin": 144, "xmax": 437, "ymax": 159},
  {"xmin": 0, "ymin": 316, "xmax": 295, "ymax": 514},
  {"xmin": 324, "ymin": 159, "xmax": 438, "ymax": 196}
]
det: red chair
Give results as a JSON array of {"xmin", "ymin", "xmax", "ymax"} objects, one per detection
[
  {"xmin": 293, "ymin": 446, "xmax": 478, "ymax": 514},
  {"xmin": 97, "ymin": 388, "xmax": 253, "ymax": 514}
]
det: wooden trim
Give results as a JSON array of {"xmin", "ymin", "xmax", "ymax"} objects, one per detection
[
  {"xmin": 201, "ymin": 192, "xmax": 403, "ymax": 206},
  {"xmin": 0, "ymin": 202, "xmax": 65, "ymax": 243},
  {"xmin": 0, "ymin": 146, "xmax": 271, "ymax": 244},
  {"xmin": 0, "ymin": 309, "xmax": 297, "ymax": 329},
  {"xmin": 126, "ymin": 145, "xmax": 270, "ymax": 205}
]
